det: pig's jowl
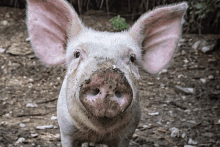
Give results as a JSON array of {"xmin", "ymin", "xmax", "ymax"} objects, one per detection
[{"xmin": 26, "ymin": 0, "xmax": 188, "ymax": 146}]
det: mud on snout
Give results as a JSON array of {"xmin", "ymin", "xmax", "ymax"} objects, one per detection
[{"xmin": 79, "ymin": 68, "xmax": 133, "ymax": 118}]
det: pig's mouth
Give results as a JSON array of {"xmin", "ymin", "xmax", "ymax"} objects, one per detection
[{"xmin": 79, "ymin": 68, "xmax": 133, "ymax": 119}]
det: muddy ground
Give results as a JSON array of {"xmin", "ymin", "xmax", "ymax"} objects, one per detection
[{"xmin": 0, "ymin": 6, "xmax": 220, "ymax": 147}]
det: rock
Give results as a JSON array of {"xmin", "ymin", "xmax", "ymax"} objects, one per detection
[
  {"xmin": 7, "ymin": 44, "xmax": 32, "ymax": 56},
  {"xmin": 188, "ymin": 138, "xmax": 197, "ymax": 145},
  {"xmin": 132, "ymin": 133, "xmax": 138, "ymax": 140},
  {"xmin": 191, "ymin": 38, "xmax": 218, "ymax": 53},
  {"xmin": 192, "ymin": 41, "xmax": 201, "ymax": 50},
  {"xmin": 208, "ymin": 58, "xmax": 217, "ymax": 62},
  {"xmin": 174, "ymin": 85, "xmax": 194, "ymax": 94},
  {"xmin": 15, "ymin": 137, "xmax": 25, "ymax": 144},
  {"xmin": 147, "ymin": 82, "xmax": 154, "ymax": 85},
  {"xmin": 218, "ymin": 119, "xmax": 220, "ymax": 124},
  {"xmin": 5, "ymin": 13, "xmax": 10, "ymax": 18},
  {"xmin": 19, "ymin": 123, "xmax": 26, "ymax": 128},
  {"xmin": 169, "ymin": 110, "xmax": 173, "ymax": 116},
  {"xmin": 169, "ymin": 127, "xmax": 180, "ymax": 138},
  {"xmin": 159, "ymin": 69, "xmax": 168, "ymax": 74},
  {"xmin": 26, "ymin": 103, "xmax": 38, "ymax": 108},
  {"xmin": 157, "ymin": 118, "xmax": 162, "ymax": 125},
  {"xmin": 53, "ymin": 125, "xmax": 59, "ymax": 129},
  {"xmin": 140, "ymin": 124, "xmax": 152, "ymax": 130},
  {"xmin": 204, "ymin": 132, "xmax": 214, "ymax": 138},
  {"xmin": 182, "ymin": 96, "xmax": 186, "ymax": 100},
  {"xmin": 51, "ymin": 116, "xmax": 57, "ymax": 120},
  {"xmin": 184, "ymin": 109, "xmax": 191, "ymax": 113},
  {"xmin": 28, "ymin": 54, "xmax": 36, "ymax": 59},
  {"xmin": 89, "ymin": 142, "xmax": 95, "ymax": 146},
  {"xmin": 184, "ymin": 145, "xmax": 195, "ymax": 147},
  {"xmin": 160, "ymin": 83, "xmax": 166, "ymax": 87},
  {"xmin": 183, "ymin": 59, "xmax": 189, "ymax": 63},
  {"xmin": 148, "ymin": 112, "xmax": 159, "ymax": 116},
  {"xmin": 31, "ymin": 133, "xmax": 38, "ymax": 138},
  {"xmin": 0, "ymin": 48, "xmax": 5, "ymax": 53},
  {"xmin": 187, "ymin": 120, "xmax": 196, "ymax": 124},
  {"xmin": 181, "ymin": 132, "xmax": 187, "ymax": 138},
  {"xmin": 180, "ymin": 38, "xmax": 187, "ymax": 43},
  {"xmin": 54, "ymin": 133, "xmax": 61, "ymax": 139},
  {"xmin": 1, "ymin": 20, "xmax": 8, "ymax": 25},
  {"xmin": 26, "ymin": 37, "xmax": 31, "ymax": 42},
  {"xmin": 1, "ymin": 121, "xmax": 8, "ymax": 125},
  {"xmin": 201, "ymin": 44, "xmax": 215, "ymax": 53},
  {"xmin": 36, "ymin": 125, "xmax": 53, "ymax": 130},
  {"xmin": 181, "ymin": 50, "xmax": 186, "ymax": 55},
  {"xmin": 22, "ymin": 118, "xmax": 30, "ymax": 123},
  {"xmin": 82, "ymin": 143, "xmax": 89, "ymax": 147},
  {"xmin": 200, "ymin": 78, "xmax": 206, "ymax": 83},
  {"xmin": 208, "ymin": 75, "xmax": 214, "ymax": 80}
]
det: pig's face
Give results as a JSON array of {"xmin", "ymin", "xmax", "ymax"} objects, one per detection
[{"xmin": 65, "ymin": 30, "xmax": 141, "ymax": 132}]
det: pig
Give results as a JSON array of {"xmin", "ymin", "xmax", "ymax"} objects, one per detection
[{"xmin": 26, "ymin": 0, "xmax": 188, "ymax": 146}]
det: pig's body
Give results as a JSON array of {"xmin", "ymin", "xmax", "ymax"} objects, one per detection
[{"xmin": 26, "ymin": 0, "xmax": 188, "ymax": 146}]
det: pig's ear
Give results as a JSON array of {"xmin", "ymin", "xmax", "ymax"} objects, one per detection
[
  {"xmin": 27, "ymin": 0, "xmax": 83, "ymax": 65},
  {"xmin": 129, "ymin": 2, "xmax": 188, "ymax": 74}
]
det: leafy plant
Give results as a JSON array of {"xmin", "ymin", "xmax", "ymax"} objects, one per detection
[
  {"xmin": 110, "ymin": 15, "xmax": 128, "ymax": 31},
  {"xmin": 188, "ymin": 0, "xmax": 220, "ymax": 34}
]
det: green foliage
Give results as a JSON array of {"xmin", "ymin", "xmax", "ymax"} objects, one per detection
[
  {"xmin": 109, "ymin": 15, "xmax": 128, "ymax": 31},
  {"xmin": 188, "ymin": 0, "xmax": 220, "ymax": 34}
]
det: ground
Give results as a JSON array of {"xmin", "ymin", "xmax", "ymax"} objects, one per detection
[{"xmin": 0, "ymin": 6, "xmax": 220, "ymax": 147}]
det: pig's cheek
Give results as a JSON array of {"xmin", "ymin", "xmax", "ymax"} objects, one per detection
[
  {"xmin": 131, "ymin": 64, "xmax": 139, "ymax": 79},
  {"xmin": 67, "ymin": 60, "xmax": 80, "ymax": 75}
]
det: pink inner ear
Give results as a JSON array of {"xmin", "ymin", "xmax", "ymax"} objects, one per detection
[
  {"xmin": 129, "ymin": 2, "xmax": 187, "ymax": 74},
  {"xmin": 27, "ymin": 0, "xmax": 82, "ymax": 65},
  {"xmin": 142, "ymin": 18, "xmax": 181, "ymax": 74}
]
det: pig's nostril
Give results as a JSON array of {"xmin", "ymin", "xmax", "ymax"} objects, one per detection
[
  {"xmin": 90, "ymin": 88, "xmax": 100, "ymax": 96},
  {"xmin": 115, "ymin": 90, "xmax": 123, "ymax": 98}
]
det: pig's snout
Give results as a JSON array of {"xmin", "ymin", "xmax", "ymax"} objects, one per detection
[{"xmin": 79, "ymin": 69, "xmax": 133, "ymax": 118}]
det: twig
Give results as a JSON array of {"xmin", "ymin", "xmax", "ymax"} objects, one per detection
[
  {"xmin": 87, "ymin": 0, "xmax": 90, "ymax": 10},
  {"xmin": 159, "ymin": 101, "xmax": 187, "ymax": 110},
  {"xmin": 78, "ymin": 0, "xmax": 82, "ymax": 14},
  {"xmin": 100, "ymin": 0, "xmax": 104, "ymax": 9},
  {"xmin": 2, "ymin": 134, "xmax": 12, "ymax": 144},
  {"xmin": 36, "ymin": 97, "xmax": 58, "ymax": 104},
  {"xmin": 191, "ymin": 121, "xmax": 202, "ymax": 129},
  {"xmin": 154, "ymin": 131, "xmax": 176, "ymax": 145},
  {"xmin": 169, "ymin": 101, "xmax": 187, "ymax": 110},
  {"xmin": 17, "ymin": 112, "xmax": 49, "ymax": 117},
  {"xmin": 106, "ymin": 0, "xmax": 109, "ymax": 18},
  {"xmin": 128, "ymin": 0, "xmax": 130, "ymax": 12},
  {"xmin": 157, "ymin": 128, "xmax": 169, "ymax": 133}
]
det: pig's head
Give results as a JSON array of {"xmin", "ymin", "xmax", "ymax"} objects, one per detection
[{"xmin": 27, "ymin": 0, "xmax": 187, "ymax": 133}]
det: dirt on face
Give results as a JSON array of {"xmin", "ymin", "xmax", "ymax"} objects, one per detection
[{"xmin": 0, "ymin": 7, "xmax": 220, "ymax": 147}]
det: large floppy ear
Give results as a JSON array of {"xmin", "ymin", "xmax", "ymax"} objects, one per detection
[
  {"xmin": 129, "ymin": 2, "xmax": 188, "ymax": 74},
  {"xmin": 27, "ymin": 0, "xmax": 83, "ymax": 65}
]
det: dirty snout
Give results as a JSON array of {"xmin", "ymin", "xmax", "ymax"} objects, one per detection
[{"xmin": 79, "ymin": 68, "xmax": 133, "ymax": 118}]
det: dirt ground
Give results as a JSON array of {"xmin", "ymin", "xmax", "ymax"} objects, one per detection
[{"xmin": 0, "ymin": 6, "xmax": 220, "ymax": 147}]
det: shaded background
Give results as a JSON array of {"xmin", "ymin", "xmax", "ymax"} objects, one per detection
[{"xmin": 1, "ymin": 0, "xmax": 220, "ymax": 34}]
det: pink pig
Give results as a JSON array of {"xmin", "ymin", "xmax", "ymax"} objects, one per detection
[{"xmin": 27, "ymin": 0, "xmax": 188, "ymax": 146}]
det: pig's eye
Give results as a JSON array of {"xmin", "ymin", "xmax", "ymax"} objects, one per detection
[
  {"xmin": 130, "ymin": 54, "xmax": 136, "ymax": 63},
  {"xmin": 74, "ymin": 51, "xmax": 80, "ymax": 58}
]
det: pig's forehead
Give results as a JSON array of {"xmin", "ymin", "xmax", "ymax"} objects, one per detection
[{"xmin": 67, "ymin": 29, "xmax": 139, "ymax": 54}]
